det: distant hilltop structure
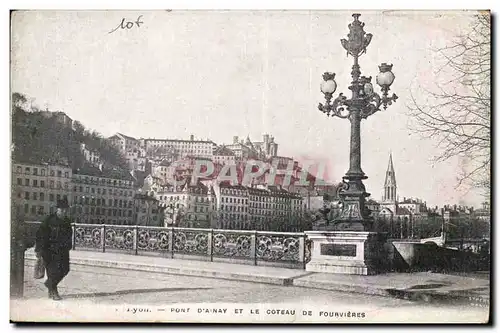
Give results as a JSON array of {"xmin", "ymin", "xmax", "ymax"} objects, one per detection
[{"xmin": 225, "ymin": 134, "xmax": 278, "ymax": 160}]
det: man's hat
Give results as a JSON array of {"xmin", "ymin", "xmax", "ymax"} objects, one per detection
[{"xmin": 56, "ymin": 198, "xmax": 69, "ymax": 209}]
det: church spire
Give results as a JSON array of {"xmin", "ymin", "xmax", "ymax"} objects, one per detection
[{"xmin": 383, "ymin": 152, "xmax": 397, "ymax": 202}]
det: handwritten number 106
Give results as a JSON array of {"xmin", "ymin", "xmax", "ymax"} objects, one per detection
[{"xmin": 109, "ymin": 15, "xmax": 144, "ymax": 34}]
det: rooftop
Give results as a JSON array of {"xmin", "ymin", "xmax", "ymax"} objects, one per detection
[
  {"xmin": 134, "ymin": 193, "xmax": 158, "ymax": 201},
  {"xmin": 74, "ymin": 163, "xmax": 135, "ymax": 182},
  {"xmin": 144, "ymin": 138, "xmax": 215, "ymax": 144},
  {"xmin": 214, "ymin": 146, "xmax": 236, "ymax": 156}
]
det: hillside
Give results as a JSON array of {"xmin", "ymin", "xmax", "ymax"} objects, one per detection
[{"xmin": 11, "ymin": 92, "xmax": 127, "ymax": 170}]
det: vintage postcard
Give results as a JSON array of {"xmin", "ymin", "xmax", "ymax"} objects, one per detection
[{"xmin": 9, "ymin": 9, "xmax": 491, "ymax": 324}]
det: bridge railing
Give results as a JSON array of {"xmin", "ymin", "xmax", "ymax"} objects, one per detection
[{"xmin": 25, "ymin": 222, "xmax": 312, "ymax": 269}]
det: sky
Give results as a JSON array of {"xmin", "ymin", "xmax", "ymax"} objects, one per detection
[{"xmin": 10, "ymin": 10, "xmax": 488, "ymax": 208}]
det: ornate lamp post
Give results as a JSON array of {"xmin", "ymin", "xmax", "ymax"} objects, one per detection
[{"xmin": 318, "ymin": 13, "xmax": 398, "ymax": 231}]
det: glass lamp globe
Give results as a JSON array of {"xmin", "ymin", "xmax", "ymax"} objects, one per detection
[
  {"xmin": 320, "ymin": 79, "xmax": 337, "ymax": 94},
  {"xmin": 363, "ymin": 82, "xmax": 374, "ymax": 96},
  {"xmin": 320, "ymin": 72, "xmax": 337, "ymax": 94},
  {"xmin": 376, "ymin": 63, "xmax": 395, "ymax": 87}
]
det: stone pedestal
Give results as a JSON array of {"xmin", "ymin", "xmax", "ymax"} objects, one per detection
[{"xmin": 305, "ymin": 231, "xmax": 387, "ymax": 275}]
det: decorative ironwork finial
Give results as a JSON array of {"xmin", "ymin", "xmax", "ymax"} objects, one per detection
[{"xmin": 341, "ymin": 13, "xmax": 373, "ymax": 58}]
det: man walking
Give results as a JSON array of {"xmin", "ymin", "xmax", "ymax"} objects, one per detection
[{"xmin": 35, "ymin": 198, "xmax": 73, "ymax": 300}]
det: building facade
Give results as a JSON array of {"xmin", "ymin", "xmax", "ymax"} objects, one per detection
[
  {"xmin": 215, "ymin": 183, "xmax": 249, "ymax": 229},
  {"xmin": 133, "ymin": 193, "xmax": 164, "ymax": 227},
  {"xmin": 71, "ymin": 165, "xmax": 136, "ymax": 225},
  {"xmin": 398, "ymin": 197, "xmax": 428, "ymax": 216},
  {"xmin": 212, "ymin": 146, "xmax": 236, "ymax": 165},
  {"xmin": 143, "ymin": 136, "xmax": 215, "ymax": 159},
  {"xmin": 226, "ymin": 134, "xmax": 278, "ymax": 160},
  {"xmin": 213, "ymin": 183, "xmax": 303, "ymax": 231},
  {"xmin": 108, "ymin": 133, "xmax": 140, "ymax": 154},
  {"xmin": 80, "ymin": 143, "xmax": 101, "ymax": 166},
  {"xmin": 150, "ymin": 180, "xmax": 216, "ymax": 228},
  {"xmin": 12, "ymin": 163, "xmax": 73, "ymax": 220}
]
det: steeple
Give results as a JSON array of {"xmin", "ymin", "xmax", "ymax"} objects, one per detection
[{"xmin": 383, "ymin": 152, "xmax": 397, "ymax": 202}]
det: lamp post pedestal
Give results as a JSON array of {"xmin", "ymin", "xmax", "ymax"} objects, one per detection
[{"xmin": 305, "ymin": 231, "xmax": 388, "ymax": 275}]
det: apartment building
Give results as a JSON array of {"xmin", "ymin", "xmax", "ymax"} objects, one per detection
[
  {"xmin": 12, "ymin": 163, "xmax": 72, "ymax": 220},
  {"xmin": 71, "ymin": 164, "xmax": 137, "ymax": 225}
]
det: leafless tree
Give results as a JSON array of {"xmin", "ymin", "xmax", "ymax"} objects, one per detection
[{"xmin": 408, "ymin": 13, "xmax": 490, "ymax": 197}]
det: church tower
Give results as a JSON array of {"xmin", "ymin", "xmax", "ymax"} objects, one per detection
[{"xmin": 383, "ymin": 153, "xmax": 397, "ymax": 203}]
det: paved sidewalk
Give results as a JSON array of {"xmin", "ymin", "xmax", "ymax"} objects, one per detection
[{"xmin": 24, "ymin": 249, "xmax": 490, "ymax": 306}]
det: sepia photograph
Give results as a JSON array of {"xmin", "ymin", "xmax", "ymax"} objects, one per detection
[{"xmin": 8, "ymin": 7, "xmax": 491, "ymax": 324}]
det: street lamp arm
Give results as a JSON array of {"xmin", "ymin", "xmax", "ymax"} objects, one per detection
[
  {"xmin": 360, "ymin": 93, "xmax": 382, "ymax": 119},
  {"xmin": 381, "ymin": 91, "xmax": 399, "ymax": 110},
  {"xmin": 318, "ymin": 93, "xmax": 349, "ymax": 119},
  {"xmin": 359, "ymin": 89, "xmax": 399, "ymax": 119}
]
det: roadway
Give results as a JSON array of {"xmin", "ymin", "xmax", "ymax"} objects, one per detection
[{"xmin": 14, "ymin": 262, "xmax": 489, "ymax": 324}]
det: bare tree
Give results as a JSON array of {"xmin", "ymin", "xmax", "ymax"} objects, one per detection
[{"xmin": 408, "ymin": 13, "xmax": 490, "ymax": 196}]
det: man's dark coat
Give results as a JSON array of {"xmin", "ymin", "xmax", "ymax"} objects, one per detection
[{"xmin": 35, "ymin": 214, "xmax": 73, "ymax": 287}]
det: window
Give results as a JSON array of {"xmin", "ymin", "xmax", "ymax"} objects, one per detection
[
  {"xmin": 33, "ymin": 179, "xmax": 38, "ymax": 187},
  {"xmin": 33, "ymin": 168, "xmax": 38, "ymax": 175},
  {"xmin": 31, "ymin": 205, "xmax": 36, "ymax": 215},
  {"xmin": 33, "ymin": 192, "xmax": 38, "ymax": 200},
  {"xmin": 24, "ymin": 204, "xmax": 29, "ymax": 213},
  {"xmin": 57, "ymin": 170, "xmax": 62, "ymax": 177},
  {"xmin": 17, "ymin": 178, "xmax": 22, "ymax": 185},
  {"xmin": 103, "ymin": 189, "xmax": 107, "ymax": 195},
  {"xmin": 38, "ymin": 206, "xmax": 44, "ymax": 215},
  {"xmin": 25, "ymin": 167, "xmax": 30, "ymax": 174},
  {"xmin": 57, "ymin": 181, "xmax": 62, "ymax": 189},
  {"xmin": 24, "ymin": 191, "xmax": 29, "ymax": 200},
  {"xmin": 65, "ymin": 172, "xmax": 69, "ymax": 178},
  {"xmin": 40, "ymin": 193, "xmax": 44, "ymax": 201},
  {"xmin": 16, "ymin": 166, "xmax": 21, "ymax": 173},
  {"xmin": 25, "ymin": 179, "xmax": 29, "ymax": 186},
  {"xmin": 50, "ymin": 170, "xmax": 55, "ymax": 176},
  {"xmin": 56, "ymin": 194, "xmax": 61, "ymax": 201},
  {"xmin": 49, "ymin": 194, "xmax": 54, "ymax": 202},
  {"xmin": 41, "ymin": 169, "xmax": 45, "ymax": 176},
  {"xmin": 40, "ymin": 180, "xmax": 45, "ymax": 188},
  {"xmin": 50, "ymin": 181, "xmax": 54, "ymax": 189}
]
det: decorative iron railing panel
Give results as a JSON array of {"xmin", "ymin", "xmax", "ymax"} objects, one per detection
[
  {"xmin": 104, "ymin": 226, "xmax": 135, "ymax": 251},
  {"xmin": 73, "ymin": 224, "xmax": 103, "ymax": 250},
  {"xmin": 173, "ymin": 228, "xmax": 209, "ymax": 256},
  {"xmin": 256, "ymin": 233, "xmax": 301, "ymax": 262},
  {"xmin": 23, "ymin": 222, "xmax": 309, "ymax": 268},
  {"xmin": 212, "ymin": 230, "xmax": 254, "ymax": 259},
  {"xmin": 137, "ymin": 227, "xmax": 170, "ymax": 253}
]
